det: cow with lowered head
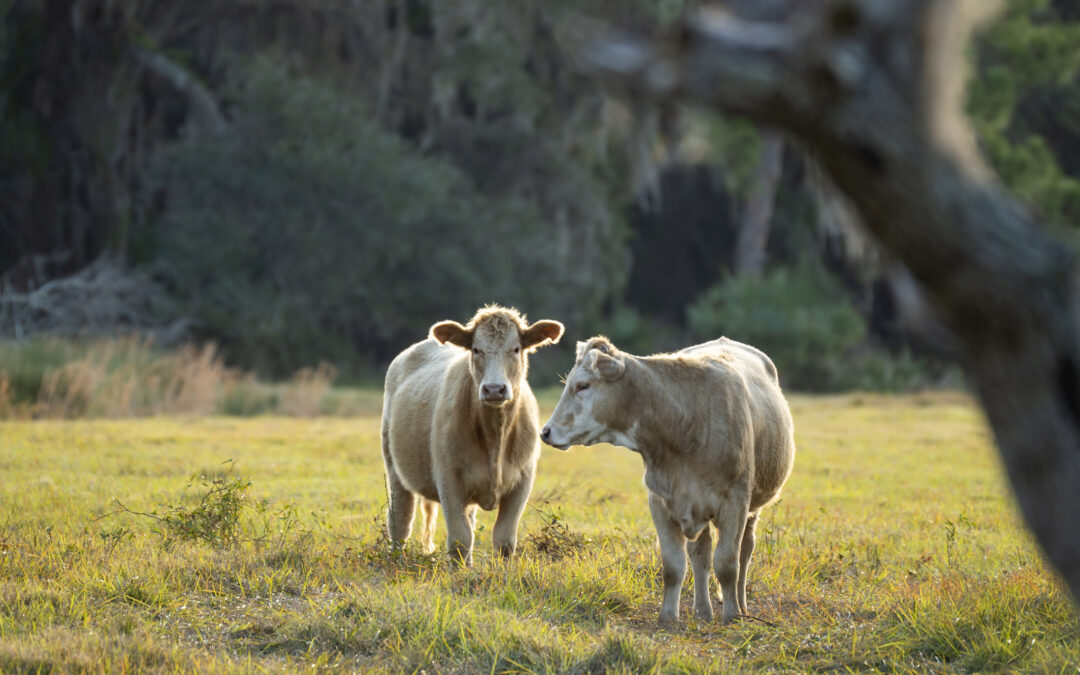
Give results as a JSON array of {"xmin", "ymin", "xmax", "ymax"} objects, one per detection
[
  {"xmin": 380, "ymin": 305, "xmax": 564, "ymax": 565},
  {"xmin": 541, "ymin": 336, "xmax": 795, "ymax": 624}
]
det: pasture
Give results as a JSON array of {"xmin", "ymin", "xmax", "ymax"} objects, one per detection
[{"xmin": 0, "ymin": 391, "xmax": 1076, "ymax": 672}]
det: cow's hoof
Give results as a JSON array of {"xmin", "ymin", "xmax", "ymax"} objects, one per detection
[
  {"xmin": 447, "ymin": 546, "xmax": 472, "ymax": 568},
  {"xmin": 658, "ymin": 613, "xmax": 679, "ymax": 628}
]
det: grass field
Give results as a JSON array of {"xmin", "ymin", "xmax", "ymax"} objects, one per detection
[{"xmin": 0, "ymin": 390, "xmax": 1076, "ymax": 672}]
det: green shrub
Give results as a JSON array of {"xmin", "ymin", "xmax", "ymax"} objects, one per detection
[
  {"xmin": 686, "ymin": 260, "xmax": 866, "ymax": 390},
  {"xmin": 843, "ymin": 348, "xmax": 948, "ymax": 393},
  {"xmin": 142, "ymin": 58, "xmax": 606, "ymax": 376},
  {"xmin": 145, "ymin": 461, "xmax": 251, "ymax": 549}
]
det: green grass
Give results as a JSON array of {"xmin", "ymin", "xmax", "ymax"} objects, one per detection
[{"xmin": 0, "ymin": 391, "xmax": 1076, "ymax": 672}]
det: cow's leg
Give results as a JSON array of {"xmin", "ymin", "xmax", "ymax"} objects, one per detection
[
  {"xmin": 437, "ymin": 478, "xmax": 474, "ymax": 567},
  {"xmin": 687, "ymin": 525, "xmax": 714, "ymax": 622},
  {"xmin": 737, "ymin": 512, "xmax": 758, "ymax": 615},
  {"xmin": 713, "ymin": 494, "xmax": 749, "ymax": 625},
  {"xmin": 492, "ymin": 468, "xmax": 535, "ymax": 558},
  {"xmin": 649, "ymin": 492, "xmax": 687, "ymax": 625},
  {"xmin": 420, "ymin": 499, "xmax": 439, "ymax": 555},
  {"xmin": 386, "ymin": 469, "xmax": 417, "ymax": 547}
]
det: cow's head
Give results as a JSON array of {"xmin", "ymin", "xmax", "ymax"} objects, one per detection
[
  {"xmin": 430, "ymin": 305, "xmax": 564, "ymax": 407},
  {"xmin": 541, "ymin": 336, "xmax": 631, "ymax": 450}
]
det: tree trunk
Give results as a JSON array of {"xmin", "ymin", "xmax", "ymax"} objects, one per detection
[
  {"xmin": 733, "ymin": 134, "xmax": 783, "ymax": 278},
  {"xmin": 580, "ymin": 0, "xmax": 1080, "ymax": 603}
]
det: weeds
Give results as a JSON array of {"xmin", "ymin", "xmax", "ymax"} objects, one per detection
[
  {"xmin": 98, "ymin": 526, "xmax": 133, "ymax": 558},
  {"xmin": 523, "ymin": 503, "xmax": 589, "ymax": 561},
  {"xmin": 110, "ymin": 460, "xmax": 252, "ymax": 548},
  {"xmin": 104, "ymin": 459, "xmax": 332, "ymax": 558},
  {"xmin": 943, "ymin": 512, "xmax": 976, "ymax": 568}
]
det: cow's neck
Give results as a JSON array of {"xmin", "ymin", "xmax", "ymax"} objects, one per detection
[
  {"xmin": 472, "ymin": 395, "xmax": 520, "ymax": 495},
  {"xmin": 622, "ymin": 356, "xmax": 698, "ymax": 466}
]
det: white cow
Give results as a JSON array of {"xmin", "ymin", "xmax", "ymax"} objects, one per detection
[
  {"xmin": 542, "ymin": 336, "xmax": 795, "ymax": 624},
  {"xmin": 381, "ymin": 305, "xmax": 564, "ymax": 565}
]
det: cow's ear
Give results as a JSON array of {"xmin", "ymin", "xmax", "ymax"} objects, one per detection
[
  {"xmin": 430, "ymin": 321, "xmax": 472, "ymax": 349},
  {"xmin": 575, "ymin": 341, "xmax": 590, "ymax": 360},
  {"xmin": 592, "ymin": 351, "xmax": 626, "ymax": 380},
  {"xmin": 522, "ymin": 320, "xmax": 564, "ymax": 352}
]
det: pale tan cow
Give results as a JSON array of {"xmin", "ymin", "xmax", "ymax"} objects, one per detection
[
  {"xmin": 541, "ymin": 336, "xmax": 795, "ymax": 624},
  {"xmin": 381, "ymin": 305, "xmax": 564, "ymax": 565}
]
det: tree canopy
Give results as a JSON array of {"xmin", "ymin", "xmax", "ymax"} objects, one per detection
[{"xmin": 1, "ymin": 0, "xmax": 1077, "ymax": 386}]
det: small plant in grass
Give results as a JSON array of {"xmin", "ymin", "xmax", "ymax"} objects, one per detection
[
  {"xmin": 943, "ymin": 512, "xmax": 976, "ymax": 568},
  {"xmin": 97, "ymin": 526, "xmax": 133, "ymax": 558},
  {"xmin": 249, "ymin": 498, "xmax": 329, "ymax": 552},
  {"xmin": 106, "ymin": 460, "xmax": 326, "ymax": 553},
  {"xmin": 522, "ymin": 503, "xmax": 589, "ymax": 561},
  {"xmin": 113, "ymin": 459, "xmax": 251, "ymax": 548},
  {"xmin": 339, "ymin": 511, "xmax": 445, "ymax": 579}
]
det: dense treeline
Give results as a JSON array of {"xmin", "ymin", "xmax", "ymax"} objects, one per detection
[{"xmin": 1, "ymin": 0, "xmax": 1077, "ymax": 387}]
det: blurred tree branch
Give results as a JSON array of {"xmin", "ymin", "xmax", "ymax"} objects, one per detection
[
  {"xmin": 133, "ymin": 47, "xmax": 227, "ymax": 136},
  {"xmin": 580, "ymin": 0, "xmax": 1080, "ymax": 603},
  {"xmin": 733, "ymin": 132, "xmax": 784, "ymax": 278}
]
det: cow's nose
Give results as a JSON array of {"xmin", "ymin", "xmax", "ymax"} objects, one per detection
[
  {"xmin": 482, "ymin": 383, "xmax": 508, "ymax": 399},
  {"xmin": 540, "ymin": 426, "xmax": 551, "ymax": 443}
]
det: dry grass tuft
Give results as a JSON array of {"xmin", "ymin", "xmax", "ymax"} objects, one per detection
[
  {"xmin": 34, "ymin": 337, "xmax": 226, "ymax": 417},
  {"xmin": 0, "ymin": 338, "xmax": 365, "ymax": 419},
  {"xmin": 276, "ymin": 362, "xmax": 337, "ymax": 417}
]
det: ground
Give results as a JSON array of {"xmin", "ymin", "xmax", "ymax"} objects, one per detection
[{"xmin": 0, "ymin": 391, "xmax": 1076, "ymax": 672}]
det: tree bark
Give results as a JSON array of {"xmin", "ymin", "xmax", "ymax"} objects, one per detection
[
  {"xmin": 580, "ymin": 0, "xmax": 1080, "ymax": 603},
  {"xmin": 733, "ymin": 133, "xmax": 784, "ymax": 277}
]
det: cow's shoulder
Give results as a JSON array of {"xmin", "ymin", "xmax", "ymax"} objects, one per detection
[
  {"xmin": 387, "ymin": 339, "xmax": 462, "ymax": 396},
  {"xmin": 680, "ymin": 337, "xmax": 779, "ymax": 386}
]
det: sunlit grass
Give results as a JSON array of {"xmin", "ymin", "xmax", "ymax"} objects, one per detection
[{"xmin": 0, "ymin": 392, "xmax": 1075, "ymax": 672}]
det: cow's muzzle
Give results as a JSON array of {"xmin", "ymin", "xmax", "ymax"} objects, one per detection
[
  {"xmin": 480, "ymin": 383, "xmax": 511, "ymax": 406},
  {"xmin": 540, "ymin": 425, "xmax": 570, "ymax": 451}
]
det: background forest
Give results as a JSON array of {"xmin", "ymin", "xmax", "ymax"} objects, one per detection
[{"xmin": 2, "ymin": 0, "xmax": 1078, "ymax": 390}]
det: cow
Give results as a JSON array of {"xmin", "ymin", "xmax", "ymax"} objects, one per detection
[
  {"xmin": 541, "ymin": 336, "xmax": 795, "ymax": 625},
  {"xmin": 380, "ymin": 305, "xmax": 564, "ymax": 565}
]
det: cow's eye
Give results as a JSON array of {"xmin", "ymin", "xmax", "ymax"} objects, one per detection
[
  {"xmin": 513, "ymin": 346, "xmax": 520, "ymax": 354},
  {"xmin": 575, "ymin": 382, "xmax": 590, "ymax": 394},
  {"xmin": 472, "ymin": 348, "xmax": 481, "ymax": 355}
]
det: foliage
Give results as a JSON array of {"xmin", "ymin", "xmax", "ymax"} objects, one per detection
[
  {"xmin": 968, "ymin": 0, "xmax": 1080, "ymax": 230},
  {"xmin": 686, "ymin": 259, "xmax": 867, "ymax": 390},
  {"xmin": 145, "ymin": 58, "xmax": 577, "ymax": 375},
  {"xmin": 124, "ymin": 461, "xmax": 252, "ymax": 548},
  {"xmin": 0, "ymin": 396, "xmax": 1075, "ymax": 671},
  {"xmin": 698, "ymin": 115, "xmax": 766, "ymax": 197},
  {"xmin": 842, "ymin": 348, "xmax": 951, "ymax": 393},
  {"xmin": 3, "ymin": 0, "xmax": 1079, "ymax": 391}
]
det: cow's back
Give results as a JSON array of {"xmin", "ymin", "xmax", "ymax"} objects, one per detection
[
  {"xmin": 679, "ymin": 337, "xmax": 795, "ymax": 511},
  {"xmin": 383, "ymin": 338, "xmax": 465, "ymax": 500}
]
